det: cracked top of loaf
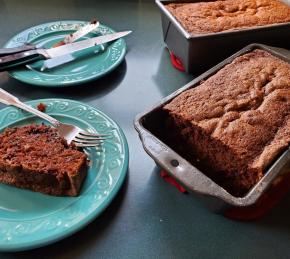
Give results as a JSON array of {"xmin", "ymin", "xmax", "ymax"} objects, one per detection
[
  {"xmin": 165, "ymin": 0, "xmax": 290, "ymax": 35},
  {"xmin": 164, "ymin": 49, "xmax": 290, "ymax": 173}
]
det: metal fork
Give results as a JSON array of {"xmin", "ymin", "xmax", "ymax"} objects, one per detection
[{"xmin": 0, "ymin": 88, "xmax": 110, "ymax": 148}]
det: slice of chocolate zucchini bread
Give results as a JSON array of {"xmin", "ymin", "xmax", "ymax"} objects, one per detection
[{"xmin": 0, "ymin": 124, "xmax": 87, "ymax": 196}]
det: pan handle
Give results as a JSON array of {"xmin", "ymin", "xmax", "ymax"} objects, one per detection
[{"xmin": 136, "ymin": 127, "xmax": 233, "ymax": 200}]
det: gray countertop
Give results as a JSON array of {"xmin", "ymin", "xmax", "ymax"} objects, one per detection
[{"xmin": 1, "ymin": 0, "xmax": 290, "ymax": 258}]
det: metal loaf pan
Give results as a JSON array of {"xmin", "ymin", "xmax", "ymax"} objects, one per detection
[
  {"xmin": 134, "ymin": 44, "xmax": 290, "ymax": 207},
  {"xmin": 156, "ymin": 0, "xmax": 290, "ymax": 74}
]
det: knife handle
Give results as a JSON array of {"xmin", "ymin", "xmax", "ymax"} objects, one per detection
[
  {"xmin": 0, "ymin": 49, "xmax": 46, "ymax": 72},
  {"xmin": 0, "ymin": 44, "xmax": 36, "ymax": 57}
]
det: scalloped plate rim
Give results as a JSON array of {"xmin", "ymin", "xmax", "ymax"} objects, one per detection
[
  {"xmin": 0, "ymin": 98, "xmax": 129, "ymax": 252},
  {"xmin": 4, "ymin": 20, "xmax": 127, "ymax": 87}
]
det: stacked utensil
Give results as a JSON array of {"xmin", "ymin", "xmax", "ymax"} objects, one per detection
[{"xmin": 0, "ymin": 20, "xmax": 131, "ymax": 72}]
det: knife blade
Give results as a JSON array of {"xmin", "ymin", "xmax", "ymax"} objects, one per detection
[
  {"xmin": 40, "ymin": 44, "xmax": 105, "ymax": 71},
  {"xmin": 0, "ymin": 31, "xmax": 131, "ymax": 72},
  {"xmin": 46, "ymin": 31, "xmax": 131, "ymax": 58}
]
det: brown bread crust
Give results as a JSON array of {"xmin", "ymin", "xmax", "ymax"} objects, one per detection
[{"xmin": 165, "ymin": 0, "xmax": 290, "ymax": 35}]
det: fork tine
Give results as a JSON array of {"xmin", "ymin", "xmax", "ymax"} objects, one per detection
[
  {"xmin": 73, "ymin": 140, "xmax": 102, "ymax": 145},
  {"xmin": 75, "ymin": 134, "xmax": 108, "ymax": 141},
  {"xmin": 79, "ymin": 131, "xmax": 111, "ymax": 138},
  {"xmin": 74, "ymin": 142, "xmax": 103, "ymax": 148}
]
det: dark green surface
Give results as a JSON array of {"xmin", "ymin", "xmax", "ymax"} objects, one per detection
[{"xmin": 1, "ymin": 0, "xmax": 290, "ymax": 258}]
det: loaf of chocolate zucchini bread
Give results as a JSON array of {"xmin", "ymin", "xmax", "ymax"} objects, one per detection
[{"xmin": 163, "ymin": 49, "xmax": 290, "ymax": 196}]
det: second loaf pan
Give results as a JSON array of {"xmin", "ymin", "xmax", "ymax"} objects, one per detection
[
  {"xmin": 156, "ymin": 0, "xmax": 290, "ymax": 74},
  {"xmin": 134, "ymin": 43, "xmax": 290, "ymax": 207}
]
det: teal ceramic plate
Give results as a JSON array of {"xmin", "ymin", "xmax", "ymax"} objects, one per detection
[
  {"xmin": 4, "ymin": 21, "xmax": 127, "ymax": 87},
  {"xmin": 0, "ymin": 99, "xmax": 129, "ymax": 252}
]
